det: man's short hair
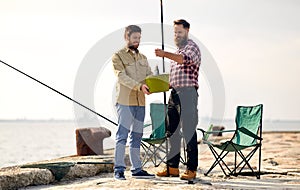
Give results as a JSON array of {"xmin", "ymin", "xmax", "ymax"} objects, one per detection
[
  {"xmin": 173, "ymin": 19, "xmax": 190, "ymax": 29},
  {"xmin": 124, "ymin": 25, "xmax": 142, "ymax": 39}
]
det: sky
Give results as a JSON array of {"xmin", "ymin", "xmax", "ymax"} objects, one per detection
[{"xmin": 0, "ymin": 0, "xmax": 300, "ymax": 122}]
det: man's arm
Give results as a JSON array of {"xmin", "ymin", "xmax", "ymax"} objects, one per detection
[{"xmin": 155, "ymin": 48, "xmax": 184, "ymax": 64}]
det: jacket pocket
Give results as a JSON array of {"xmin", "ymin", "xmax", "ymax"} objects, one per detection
[{"xmin": 138, "ymin": 59, "xmax": 149, "ymax": 67}]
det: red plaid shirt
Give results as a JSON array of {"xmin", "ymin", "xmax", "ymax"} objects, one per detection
[{"xmin": 170, "ymin": 39, "xmax": 201, "ymax": 89}]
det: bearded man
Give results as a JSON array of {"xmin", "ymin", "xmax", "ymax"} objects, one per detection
[
  {"xmin": 112, "ymin": 25, "xmax": 154, "ymax": 180},
  {"xmin": 155, "ymin": 19, "xmax": 201, "ymax": 180}
]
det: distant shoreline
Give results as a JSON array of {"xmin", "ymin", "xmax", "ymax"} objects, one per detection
[
  {"xmin": 0, "ymin": 119, "xmax": 101, "ymax": 124},
  {"xmin": 0, "ymin": 119, "xmax": 299, "ymax": 132},
  {"xmin": 262, "ymin": 130, "xmax": 300, "ymax": 134},
  {"xmin": 1, "ymin": 118, "xmax": 300, "ymax": 123},
  {"xmin": 0, "ymin": 119, "xmax": 75, "ymax": 123}
]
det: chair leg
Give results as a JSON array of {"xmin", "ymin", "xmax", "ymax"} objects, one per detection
[
  {"xmin": 258, "ymin": 143, "xmax": 262, "ymax": 179},
  {"xmin": 141, "ymin": 143, "xmax": 156, "ymax": 167},
  {"xmin": 141, "ymin": 141, "xmax": 167, "ymax": 167},
  {"xmin": 234, "ymin": 151, "xmax": 237, "ymax": 175},
  {"xmin": 231, "ymin": 146, "xmax": 259, "ymax": 178},
  {"xmin": 154, "ymin": 143, "xmax": 167, "ymax": 166},
  {"xmin": 205, "ymin": 145, "xmax": 231, "ymax": 176},
  {"xmin": 141, "ymin": 142, "xmax": 150, "ymax": 167},
  {"xmin": 205, "ymin": 143, "xmax": 262, "ymax": 178},
  {"xmin": 180, "ymin": 137, "xmax": 187, "ymax": 165},
  {"xmin": 238, "ymin": 150, "xmax": 257, "ymax": 176}
]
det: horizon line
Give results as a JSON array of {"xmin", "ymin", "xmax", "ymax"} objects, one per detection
[{"xmin": 0, "ymin": 118, "xmax": 300, "ymax": 122}]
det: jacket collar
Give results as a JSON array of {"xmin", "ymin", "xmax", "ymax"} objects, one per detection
[{"xmin": 125, "ymin": 46, "xmax": 139, "ymax": 54}]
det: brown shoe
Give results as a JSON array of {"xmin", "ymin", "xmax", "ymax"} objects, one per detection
[
  {"xmin": 156, "ymin": 166, "xmax": 179, "ymax": 177},
  {"xmin": 180, "ymin": 170, "xmax": 196, "ymax": 180}
]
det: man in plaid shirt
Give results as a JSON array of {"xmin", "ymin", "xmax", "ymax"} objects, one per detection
[{"xmin": 155, "ymin": 19, "xmax": 201, "ymax": 180}]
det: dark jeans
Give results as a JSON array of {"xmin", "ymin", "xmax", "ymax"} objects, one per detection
[{"xmin": 167, "ymin": 87, "xmax": 199, "ymax": 171}]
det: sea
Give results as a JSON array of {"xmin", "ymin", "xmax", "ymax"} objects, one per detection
[{"xmin": 0, "ymin": 119, "xmax": 299, "ymax": 168}]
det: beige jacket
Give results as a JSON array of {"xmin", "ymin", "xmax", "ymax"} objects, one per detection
[{"xmin": 112, "ymin": 47, "xmax": 152, "ymax": 106}]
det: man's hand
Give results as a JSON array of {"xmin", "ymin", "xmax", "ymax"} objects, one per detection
[
  {"xmin": 155, "ymin": 48, "xmax": 165, "ymax": 58},
  {"xmin": 141, "ymin": 84, "xmax": 151, "ymax": 95}
]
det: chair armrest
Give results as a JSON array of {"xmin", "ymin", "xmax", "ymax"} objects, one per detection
[
  {"xmin": 239, "ymin": 127, "xmax": 263, "ymax": 140},
  {"xmin": 197, "ymin": 124, "xmax": 214, "ymax": 135},
  {"xmin": 204, "ymin": 129, "xmax": 235, "ymax": 134},
  {"xmin": 144, "ymin": 123, "xmax": 152, "ymax": 128},
  {"xmin": 197, "ymin": 128, "xmax": 205, "ymax": 133},
  {"xmin": 197, "ymin": 128, "xmax": 210, "ymax": 141},
  {"xmin": 198, "ymin": 128, "xmax": 236, "ymax": 141}
]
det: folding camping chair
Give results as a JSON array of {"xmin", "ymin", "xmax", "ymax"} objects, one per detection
[
  {"xmin": 141, "ymin": 103, "xmax": 167, "ymax": 167},
  {"xmin": 198, "ymin": 104, "xmax": 263, "ymax": 179},
  {"xmin": 141, "ymin": 103, "xmax": 187, "ymax": 167}
]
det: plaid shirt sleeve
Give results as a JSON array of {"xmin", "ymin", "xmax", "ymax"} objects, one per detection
[{"xmin": 178, "ymin": 40, "xmax": 201, "ymax": 66}]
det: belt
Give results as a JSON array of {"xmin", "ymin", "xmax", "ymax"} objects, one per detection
[{"xmin": 170, "ymin": 86, "xmax": 198, "ymax": 90}]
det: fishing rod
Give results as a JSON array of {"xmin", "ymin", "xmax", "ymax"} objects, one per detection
[
  {"xmin": 160, "ymin": 0, "xmax": 167, "ymax": 107},
  {"xmin": 159, "ymin": 0, "xmax": 170, "ymax": 176},
  {"xmin": 160, "ymin": 0, "xmax": 165, "ymax": 73},
  {"xmin": 0, "ymin": 59, "xmax": 118, "ymax": 126}
]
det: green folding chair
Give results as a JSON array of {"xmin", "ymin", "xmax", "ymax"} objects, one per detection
[
  {"xmin": 141, "ymin": 103, "xmax": 167, "ymax": 167},
  {"xmin": 141, "ymin": 103, "xmax": 187, "ymax": 167},
  {"xmin": 198, "ymin": 104, "xmax": 263, "ymax": 179}
]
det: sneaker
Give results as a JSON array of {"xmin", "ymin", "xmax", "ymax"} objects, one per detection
[
  {"xmin": 114, "ymin": 171, "xmax": 126, "ymax": 180},
  {"xmin": 132, "ymin": 170, "xmax": 155, "ymax": 179},
  {"xmin": 156, "ymin": 166, "xmax": 179, "ymax": 177},
  {"xmin": 180, "ymin": 170, "xmax": 196, "ymax": 180}
]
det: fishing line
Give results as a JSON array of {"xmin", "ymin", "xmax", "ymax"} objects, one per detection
[{"xmin": 0, "ymin": 59, "xmax": 118, "ymax": 126}]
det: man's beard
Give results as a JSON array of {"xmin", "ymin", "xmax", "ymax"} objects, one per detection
[
  {"xmin": 174, "ymin": 35, "xmax": 188, "ymax": 48},
  {"xmin": 128, "ymin": 43, "xmax": 139, "ymax": 52}
]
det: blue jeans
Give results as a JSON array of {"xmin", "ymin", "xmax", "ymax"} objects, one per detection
[{"xmin": 114, "ymin": 104, "xmax": 145, "ymax": 174}]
